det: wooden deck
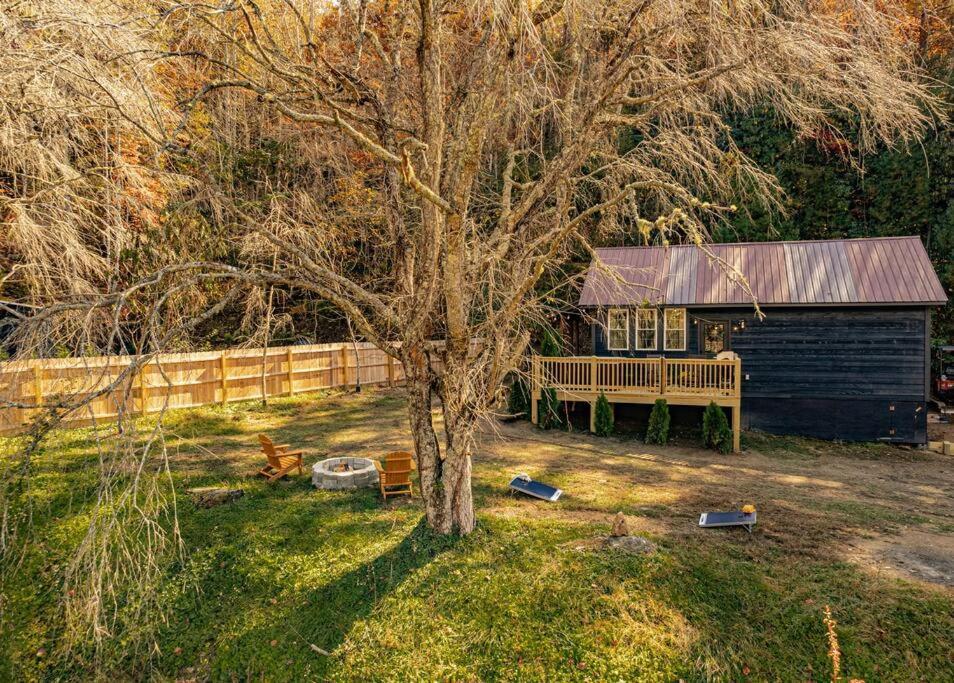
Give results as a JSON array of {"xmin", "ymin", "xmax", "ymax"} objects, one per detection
[{"xmin": 530, "ymin": 356, "xmax": 742, "ymax": 452}]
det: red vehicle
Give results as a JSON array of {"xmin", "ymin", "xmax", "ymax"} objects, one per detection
[{"xmin": 934, "ymin": 345, "xmax": 954, "ymax": 402}]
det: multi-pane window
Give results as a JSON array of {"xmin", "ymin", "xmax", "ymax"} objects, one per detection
[
  {"xmin": 664, "ymin": 308, "xmax": 687, "ymax": 351},
  {"xmin": 703, "ymin": 322, "xmax": 727, "ymax": 354},
  {"xmin": 607, "ymin": 309, "xmax": 629, "ymax": 350},
  {"xmin": 635, "ymin": 308, "xmax": 657, "ymax": 350}
]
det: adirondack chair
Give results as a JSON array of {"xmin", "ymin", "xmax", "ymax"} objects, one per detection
[
  {"xmin": 374, "ymin": 451, "xmax": 416, "ymax": 500},
  {"xmin": 256, "ymin": 434, "xmax": 304, "ymax": 482}
]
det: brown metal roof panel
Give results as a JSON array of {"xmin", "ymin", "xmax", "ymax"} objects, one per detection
[
  {"xmin": 903, "ymin": 237, "xmax": 945, "ymax": 302},
  {"xmin": 901, "ymin": 238, "xmax": 930, "ymax": 302},
  {"xmin": 665, "ymin": 246, "xmax": 697, "ymax": 305},
  {"xmin": 783, "ymin": 243, "xmax": 806, "ymax": 303},
  {"xmin": 695, "ymin": 249, "xmax": 720, "ymax": 304}
]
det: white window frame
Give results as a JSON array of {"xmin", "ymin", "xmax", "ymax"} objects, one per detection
[
  {"xmin": 606, "ymin": 308, "xmax": 629, "ymax": 351},
  {"xmin": 635, "ymin": 308, "xmax": 657, "ymax": 351},
  {"xmin": 664, "ymin": 308, "xmax": 687, "ymax": 351}
]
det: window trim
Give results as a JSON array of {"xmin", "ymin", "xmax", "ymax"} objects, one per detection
[
  {"xmin": 606, "ymin": 308, "xmax": 630, "ymax": 351},
  {"xmin": 664, "ymin": 308, "xmax": 687, "ymax": 351},
  {"xmin": 635, "ymin": 308, "xmax": 657, "ymax": 351}
]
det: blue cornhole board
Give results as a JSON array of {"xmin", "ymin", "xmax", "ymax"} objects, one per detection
[
  {"xmin": 699, "ymin": 511, "xmax": 756, "ymax": 533},
  {"xmin": 509, "ymin": 474, "xmax": 562, "ymax": 502}
]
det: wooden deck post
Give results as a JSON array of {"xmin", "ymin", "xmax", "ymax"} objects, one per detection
[
  {"xmin": 732, "ymin": 404, "xmax": 741, "ymax": 453},
  {"xmin": 219, "ymin": 353, "xmax": 228, "ymax": 405},
  {"xmin": 286, "ymin": 347, "xmax": 295, "ymax": 396},
  {"xmin": 734, "ymin": 358, "xmax": 742, "ymax": 398},
  {"xmin": 530, "ymin": 355, "xmax": 540, "ymax": 425},
  {"xmin": 659, "ymin": 356, "xmax": 666, "ymax": 396},
  {"xmin": 732, "ymin": 358, "xmax": 742, "ymax": 452}
]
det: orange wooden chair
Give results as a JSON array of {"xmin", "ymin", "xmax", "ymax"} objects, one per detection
[
  {"xmin": 256, "ymin": 434, "xmax": 304, "ymax": 482},
  {"xmin": 374, "ymin": 451, "xmax": 416, "ymax": 500}
]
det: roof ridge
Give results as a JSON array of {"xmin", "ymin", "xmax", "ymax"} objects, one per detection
[{"xmin": 594, "ymin": 235, "xmax": 922, "ymax": 251}]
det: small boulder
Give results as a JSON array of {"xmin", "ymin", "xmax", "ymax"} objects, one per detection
[
  {"xmin": 188, "ymin": 487, "xmax": 244, "ymax": 509},
  {"xmin": 603, "ymin": 535, "xmax": 656, "ymax": 555}
]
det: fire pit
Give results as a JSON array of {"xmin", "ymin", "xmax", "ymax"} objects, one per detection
[{"xmin": 312, "ymin": 457, "xmax": 379, "ymax": 490}]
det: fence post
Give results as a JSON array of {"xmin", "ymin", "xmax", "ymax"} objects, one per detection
[
  {"xmin": 219, "ymin": 353, "xmax": 228, "ymax": 405},
  {"xmin": 286, "ymin": 347, "xmax": 295, "ymax": 396},
  {"xmin": 137, "ymin": 363, "xmax": 147, "ymax": 414},
  {"xmin": 340, "ymin": 345, "xmax": 350, "ymax": 390},
  {"xmin": 32, "ymin": 365, "xmax": 43, "ymax": 421},
  {"xmin": 386, "ymin": 353, "xmax": 395, "ymax": 387}
]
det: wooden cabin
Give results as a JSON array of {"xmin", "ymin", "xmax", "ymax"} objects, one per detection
[{"xmin": 559, "ymin": 236, "xmax": 948, "ymax": 445}]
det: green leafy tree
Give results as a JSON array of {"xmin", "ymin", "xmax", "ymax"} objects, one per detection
[
  {"xmin": 593, "ymin": 392, "xmax": 614, "ymax": 437},
  {"xmin": 716, "ymin": 63, "xmax": 954, "ymax": 343},
  {"xmin": 645, "ymin": 398, "xmax": 670, "ymax": 444},
  {"xmin": 702, "ymin": 401, "xmax": 733, "ymax": 454}
]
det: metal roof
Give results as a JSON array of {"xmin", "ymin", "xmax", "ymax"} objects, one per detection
[{"xmin": 578, "ymin": 236, "xmax": 948, "ymax": 307}]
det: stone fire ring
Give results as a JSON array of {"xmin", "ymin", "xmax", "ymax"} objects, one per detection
[{"xmin": 312, "ymin": 457, "xmax": 379, "ymax": 490}]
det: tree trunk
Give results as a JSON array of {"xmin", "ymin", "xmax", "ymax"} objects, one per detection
[{"xmin": 402, "ymin": 345, "xmax": 477, "ymax": 534}]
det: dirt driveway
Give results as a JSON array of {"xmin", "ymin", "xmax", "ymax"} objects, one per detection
[{"xmin": 476, "ymin": 419, "xmax": 954, "ymax": 588}]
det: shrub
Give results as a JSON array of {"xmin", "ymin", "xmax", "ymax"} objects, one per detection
[
  {"xmin": 540, "ymin": 327, "xmax": 563, "ymax": 357},
  {"xmin": 538, "ymin": 387, "xmax": 564, "ymax": 430},
  {"xmin": 702, "ymin": 401, "xmax": 732, "ymax": 453},
  {"xmin": 593, "ymin": 392, "xmax": 614, "ymax": 437},
  {"xmin": 506, "ymin": 374, "xmax": 530, "ymax": 420},
  {"xmin": 645, "ymin": 398, "xmax": 670, "ymax": 444}
]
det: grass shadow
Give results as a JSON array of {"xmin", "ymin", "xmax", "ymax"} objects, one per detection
[{"xmin": 177, "ymin": 516, "xmax": 459, "ymax": 680}]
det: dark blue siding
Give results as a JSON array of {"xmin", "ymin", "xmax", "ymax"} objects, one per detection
[{"xmin": 589, "ymin": 306, "xmax": 930, "ymax": 443}]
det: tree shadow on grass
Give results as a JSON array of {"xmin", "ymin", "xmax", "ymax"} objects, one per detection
[{"xmin": 198, "ymin": 516, "xmax": 459, "ymax": 680}]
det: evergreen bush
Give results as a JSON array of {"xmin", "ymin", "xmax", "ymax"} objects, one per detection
[
  {"xmin": 540, "ymin": 327, "xmax": 563, "ymax": 357},
  {"xmin": 645, "ymin": 398, "xmax": 670, "ymax": 444},
  {"xmin": 538, "ymin": 387, "xmax": 564, "ymax": 430},
  {"xmin": 506, "ymin": 374, "xmax": 530, "ymax": 420},
  {"xmin": 702, "ymin": 401, "xmax": 732, "ymax": 453},
  {"xmin": 593, "ymin": 392, "xmax": 614, "ymax": 437}
]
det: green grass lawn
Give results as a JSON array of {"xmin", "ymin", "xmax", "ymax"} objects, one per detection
[{"xmin": 2, "ymin": 389, "xmax": 953, "ymax": 681}]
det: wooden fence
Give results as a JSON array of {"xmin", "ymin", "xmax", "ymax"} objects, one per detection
[{"xmin": 0, "ymin": 342, "xmax": 408, "ymax": 435}]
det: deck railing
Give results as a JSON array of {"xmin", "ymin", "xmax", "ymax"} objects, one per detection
[{"xmin": 533, "ymin": 356, "xmax": 740, "ymax": 399}]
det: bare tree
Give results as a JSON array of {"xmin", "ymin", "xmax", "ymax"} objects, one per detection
[{"xmin": 7, "ymin": 0, "xmax": 940, "ymax": 540}]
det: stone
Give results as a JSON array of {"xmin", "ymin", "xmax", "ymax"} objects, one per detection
[
  {"xmin": 602, "ymin": 535, "xmax": 656, "ymax": 555},
  {"xmin": 944, "ymin": 442, "xmax": 954, "ymax": 456},
  {"xmin": 312, "ymin": 457, "xmax": 380, "ymax": 489},
  {"xmin": 928, "ymin": 441, "xmax": 943, "ymax": 453},
  {"xmin": 610, "ymin": 511, "xmax": 628, "ymax": 537},
  {"xmin": 188, "ymin": 487, "xmax": 244, "ymax": 508}
]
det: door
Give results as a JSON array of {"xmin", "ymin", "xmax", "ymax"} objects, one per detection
[{"xmin": 702, "ymin": 321, "xmax": 729, "ymax": 355}]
